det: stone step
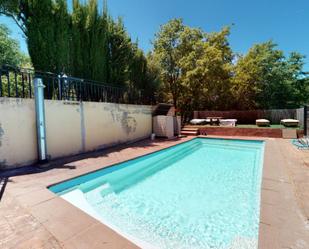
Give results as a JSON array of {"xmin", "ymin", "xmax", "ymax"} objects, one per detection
[
  {"xmin": 181, "ymin": 130, "xmax": 199, "ymax": 136},
  {"xmin": 182, "ymin": 127, "xmax": 199, "ymax": 131}
]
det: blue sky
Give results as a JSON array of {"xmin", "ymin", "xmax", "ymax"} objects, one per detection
[{"xmin": 1, "ymin": 0, "xmax": 309, "ymax": 70}]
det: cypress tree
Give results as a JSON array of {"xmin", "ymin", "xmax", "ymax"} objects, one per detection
[
  {"xmin": 26, "ymin": 0, "xmax": 56, "ymax": 72},
  {"xmin": 53, "ymin": 0, "xmax": 70, "ymax": 73},
  {"xmin": 0, "ymin": 0, "xmax": 161, "ymax": 97},
  {"xmin": 107, "ymin": 17, "xmax": 133, "ymax": 86}
]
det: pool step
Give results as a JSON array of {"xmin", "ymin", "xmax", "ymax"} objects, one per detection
[
  {"xmin": 101, "ymin": 140, "xmax": 202, "ymax": 195},
  {"xmin": 181, "ymin": 127, "xmax": 200, "ymax": 136},
  {"xmin": 79, "ymin": 175, "xmax": 108, "ymax": 193}
]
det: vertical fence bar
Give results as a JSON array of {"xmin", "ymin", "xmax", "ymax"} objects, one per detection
[
  {"xmin": 304, "ymin": 106, "xmax": 308, "ymax": 136},
  {"xmin": 0, "ymin": 69, "xmax": 2, "ymax": 97},
  {"xmin": 34, "ymin": 77, "xmax": 48, "ymax": 163},
  {"xmin": 52, "ymin": 77, "xmax": 55, "ymax": 100},
  {"xmin": 22, "ymin": 73, "xmax": 25, "ymax": 97},
  {"xmin": 57, "ymin": 75, "xmax": 61, "ymax": 100},
  {"xmin": 28, "ymin": 73, "xmax": 32, "ymax": 98},
  {"xmin": 14, "ymin": 70, "xmax": 18, "ymax": 97},
  {"xmin": 7, "ymin": 72, "xmax": 10, "ymax": 97}
]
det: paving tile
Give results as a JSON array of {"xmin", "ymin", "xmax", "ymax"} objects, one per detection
[
  {"xmin": 62, "ymin": 223, "xmax": 135, "ymax": 249},
  {"xmin": 11, "ymin": 228, "xmax": 59, "ymax": 249},
  {"xmin": 122, "ymin": 243, "xmax": 141, "ymax": 249},
  {"xmin": 258, "ymin": 223, "xmax": 279, "ymax": 249},
  {"xmin": 259, "ymin": 203, "xmax": 280, "ymax": 227},
  {"xmin": 278, "ymin": 229, "xmax": 309, "ymax": 249},
  {"xmin": 261, "ymin": 188, "xmax": 280, "ymax": 205},
  {"xmin": 15, "ymin": 188, "xmax": 57, "ymax": 207},
  {"xmin": 30, "ymin": 198, "xmax": 97, "ymax": 242}
]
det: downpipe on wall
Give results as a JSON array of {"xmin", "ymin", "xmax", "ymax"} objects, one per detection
[{"xmin": 34, "ymin": 77, "xmax": 48, "ymax": 163}]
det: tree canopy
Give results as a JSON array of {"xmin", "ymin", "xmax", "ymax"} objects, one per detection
[
  {"xmin": 1, "ymin": 2, "xmax": 308, "ymax": 110},
  {"xmin": 0, "ymin": 0, "xmax": 158, "ymax": 96},
  {"xmin": 152, "ymin": 19, "xmax": 235, "ymax": 114},
  {"xmin": 232, "ymin": 41, "xmax": 309, "ymax": 109},
  {"xmin": 151, "ymin": 19, "xmax": 309, "ymax": 112},
  {"xmin": 0, "ymin": 24, "xmax": 29, "ymax": 67}
]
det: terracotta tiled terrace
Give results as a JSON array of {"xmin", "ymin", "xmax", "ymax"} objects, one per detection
[{"xmin": 0, "ymin": 136, "xmax": 308, "ymax": 249}]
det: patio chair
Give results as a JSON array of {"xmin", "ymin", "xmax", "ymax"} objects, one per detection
[{"xmin": 292, "ymin": 137, "xmax": 309, "ymax": 150}]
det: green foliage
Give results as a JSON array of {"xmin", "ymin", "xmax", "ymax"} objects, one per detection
[
  {"xmin": 153, "ymin": 18, "xmax": 186, "ymax": 107},
  {"xmin": 107, "ymin": 17, "xmax": 132, "ymax": 86},
  {"xmin": 0, "ymin": 24, "xmax": 28, "ymax": 66},
  {"xmin": 152, "ymin": 19, "xmax": 308, "ymax": 112},
  {"xmin": 232, "ymin": 41, "xmax": 309, "ymax": 109},
  {"xmin": 0, "ymin": 0, "xmax": 160, "ymax": 101},
  {"xmin": 153, "ymin": 19, "xmax": 234, "ymax": 113},
  {"xmin": 1, "ymin": 1, "xmax": 308, "ymax": 109},
  {"xmin": 70, "ymin": 0, "xmax": 109, "ymax": 82},
  {"xmin": 25, "ymin": 0, "xmax": 60, "ymax": 72}
]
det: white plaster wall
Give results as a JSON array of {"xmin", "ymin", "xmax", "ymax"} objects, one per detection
[
  {"xmin": 83, "ymin": 102, "xmax": 152, "ymax": 151},
  {"xmin": 0, "ymin": 98, "xmax": 152, "ymax": 169},
  {"xmin": 0, "ymin": 98, "xmax": 37, "ymax": 168},
  {"xmin": 45, "ymin": 100, "xmax": 83, "ymax": 159}
]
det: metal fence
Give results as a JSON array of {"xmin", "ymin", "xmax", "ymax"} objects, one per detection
[
  {"xmin": 0, "ymin": 65, "xmax": 33, "ymax": 98},
  {"xmin": 0, "ymin": 65, "xmax": 154, "ymax": 104}
]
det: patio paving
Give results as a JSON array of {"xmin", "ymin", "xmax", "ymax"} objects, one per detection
[{"xmin": 0, "ymin": 136, "xmax": 308, "ymax": 249}]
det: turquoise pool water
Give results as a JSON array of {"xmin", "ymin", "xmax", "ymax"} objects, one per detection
[{"xmin": 50, "ymin": 138, "xmax": 264, "ymax": 249}]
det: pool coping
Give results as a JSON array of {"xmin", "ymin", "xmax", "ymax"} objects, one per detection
[{"xmin": 1, "ymin": 136, "xmax": 308, "ymax": 249}]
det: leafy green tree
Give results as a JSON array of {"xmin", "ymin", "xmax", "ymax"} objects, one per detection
[
  {"xmin": 153, "ymin": 18, "xmax": 186, "ymax": 107},
  {"xmin": 0, "ymin": 24, "xmax": 28, "ymax": 66},
  {"xmin": 128, "ymin": 43, "xmax": 147, "ymax": 89},
  {"xmin": 0, "ymin": 0, "xmax": 160, "ymax": 94},
  {"xmin": 144, "ymin": 52, "xmax": 163, "ymax": 103},
  {"xmin": 70, "ymin": 0, "xmax": 109, "ymax": 82},
  {"xmin": 107, "ymin": 17, "xmax": 133, "ymax": 86},
  {"xmin": 0, "ymin": 0, "xmax": 70, "ymax": 72},
  {"xmin": 232, "ymin": 41, "xmax": 309, "ymax": 109},
  {"xmin": 153, "ymin": 19, "xmax": 234, "ymax": 113}
]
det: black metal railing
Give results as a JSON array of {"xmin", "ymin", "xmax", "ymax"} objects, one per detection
[
  {"xmin": 0, "ymin": 65, "xmax": 155, "ymax": 105},
  {"xmin": 0, "ymin": 65, "xmax": 34, "ymax": 98}
]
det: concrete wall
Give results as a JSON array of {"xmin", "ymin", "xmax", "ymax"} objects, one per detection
[
  {"xmin": 0, "ymin": 97, "xmax": 152, "ymax": 169},
  {"xmin": 45, "ymin": 101, "xmax": 83, "ymax": 159},
  {"xmin": 0, "ymin": 98, "xmax": 37, "ymax": 169},
  {"xmin": 82, "ymin": 102, "xmax": 152, "ymax": 151},
  {"xmin": 296, "ymin": 108, "xmax": 304, "ymax": 128}
]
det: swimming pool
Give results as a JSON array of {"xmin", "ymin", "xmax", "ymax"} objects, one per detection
[{"xmin": 49, "ymin": 138, "xmax": 264, "ymax": 249}]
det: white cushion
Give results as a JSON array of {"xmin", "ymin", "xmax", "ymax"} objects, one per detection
[
  {"xmin": 190, "ymin": 119, "xmax": 207, "ymax": 125},
  {"xmin": 281, "ymin": 119, "xmax": 299, "ymax": 127},
  {"xmin": 281, "ymin": 119, "xmax": 299, "ymax": 123},
  {"xmin": 256, "ymin": 119, "xmax": 270, "ymax": 122}
]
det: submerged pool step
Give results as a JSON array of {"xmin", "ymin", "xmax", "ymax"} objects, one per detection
[
  {"xmin": 102, "ymin": 141, "xmax": 202, "ymax": 195},
  {"xmin": 78, "ymin": 141, "xmax": 201, "ymax": 195},
  {"xmin": 79, "ymin": 175, "xmax": 109, "ymax": 193},
  {"xmin": 99, "ymin": 183, "xmax": 114, "ymax": 196}
]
